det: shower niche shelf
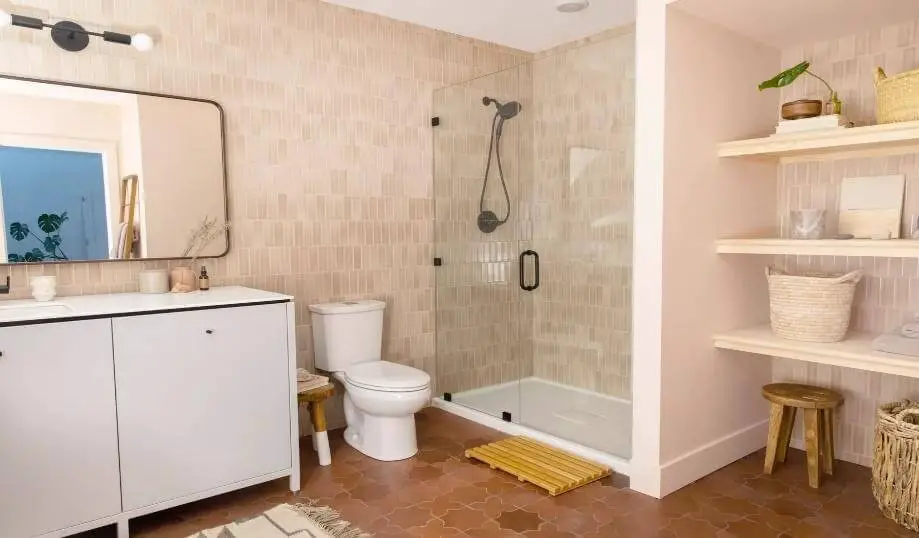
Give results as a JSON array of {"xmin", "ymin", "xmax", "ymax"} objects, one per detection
[
  {"xmin": 715, "ymin": 238, "xmax": 919, "ymax": 258},
  {"xmin": 718, "ymin": 120, "xmax": 919, "ymax": 159}
]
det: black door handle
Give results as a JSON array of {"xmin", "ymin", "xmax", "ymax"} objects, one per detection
[{"xmin": 519, "ymin": 250, "xmax": 540, "ymax": 291}]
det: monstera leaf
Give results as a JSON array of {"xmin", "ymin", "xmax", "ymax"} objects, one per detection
[
  {"xmin": 759, "ymin": 61, "xmax": 810, "ymax": 91},
  {"xmin": 38, "ymin": 212, "xmax": 68, "ymax": 234},
  {"xmin": 9, "ymin": 222, "xmax": 29, "ymax": 241},
  {"xmin": 23, "ymin": 249, "xmax": 46, "ymax": 262},
  {"xmin": 7, "ymin": 254, "xmax": 21, "ymax": 263},
  {"xmin": 43, "ymin": 234, "xmax": 63, "ymax": 254}
]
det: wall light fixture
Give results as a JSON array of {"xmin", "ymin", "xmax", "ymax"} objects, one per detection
[{"xmin": 0, "ymin": 9, "xmax": 154, "ymax": 52}]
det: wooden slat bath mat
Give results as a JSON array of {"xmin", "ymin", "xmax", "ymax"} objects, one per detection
[{"xmin": 465, "ymin": 436, "xmax": 611, "ymax": 496}]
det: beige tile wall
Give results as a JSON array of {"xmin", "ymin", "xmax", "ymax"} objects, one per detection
[
  {"xmin": 432, "ymin": 28, "xmax": 635, "ymax": 400},
  {"xmin": 432, "ymin": 65, "xmax": 535, "ymax": 395},
  {"xmin": 775, "ymin": 18, "xmax": 919, "ymax": 466},
  {"xmin": 0, "ymin": 0, "xmax": 527, "ymax": 388},
  {"xmin": 531, "ymin": 29, "xmax": 635, "ymax": 398}
]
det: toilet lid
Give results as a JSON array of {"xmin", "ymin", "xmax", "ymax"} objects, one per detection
[{"xmin": 344, "ymin": 361, "xmax": 430, "ymax": 392}]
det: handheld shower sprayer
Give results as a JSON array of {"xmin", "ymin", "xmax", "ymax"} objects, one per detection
[{"xmin": 478, "ymin": 96, "xmax": 522, "ymax": 233}]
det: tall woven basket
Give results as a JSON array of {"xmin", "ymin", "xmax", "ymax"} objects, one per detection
[
  {"xmin": 874, "ymin": 400, "xmax": 919, "ymax": 532},
  {"xmin": 876, "ymin": 67, "xmax": 919, "ymax": 124},
  {"xmin": 766, "ymin": 267, "xmax": 862, "ymax": 343}
]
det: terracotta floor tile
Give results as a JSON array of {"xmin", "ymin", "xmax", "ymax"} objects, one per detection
[{"xmin": 72, "ymin": 408, "xmax": 914, "ymax": 538}]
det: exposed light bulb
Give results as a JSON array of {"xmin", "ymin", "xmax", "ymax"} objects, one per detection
[
  {"xmin": 0, "ymin": 9, "xmax": 12, "ymax": 28},
  {"xmin": 131, "ymin": 32, "xmax": 154, "ymax": 52}
]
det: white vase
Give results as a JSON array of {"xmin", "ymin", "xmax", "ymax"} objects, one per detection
[{"xmin": 30, "ymin": 276, "xmax": 57, "ymax": 302}]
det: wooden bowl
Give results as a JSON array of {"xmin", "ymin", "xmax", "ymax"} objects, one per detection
[{"xmin": 781, "ymin": 99, "xmax": 823, "ymax": 120}]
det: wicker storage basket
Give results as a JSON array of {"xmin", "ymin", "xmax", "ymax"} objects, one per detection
[
  {"xmin": 874, "ymin": 400, "xmax": 919, "ymax": 532},
  {"xmin": 876, "ymin": 67, "xmax": 919, "ymax": 124},
  {"xmin": 766, "ymin": 267, "xmax": 862, "ymax": 343}
]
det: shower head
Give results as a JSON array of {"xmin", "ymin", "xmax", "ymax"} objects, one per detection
[{"xmin": 483, "ymin": 96, "xmax": 523, "ymax": 120}]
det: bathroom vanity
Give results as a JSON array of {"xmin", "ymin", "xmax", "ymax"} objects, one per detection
[{"xmin": 0, "ymin": 287, "xmax": 300, "ymax": 538}]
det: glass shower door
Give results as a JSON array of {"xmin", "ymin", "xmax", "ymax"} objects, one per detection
[{"xmin": 433, "ymin": 66, "xmax": 529, "ymax": 422}]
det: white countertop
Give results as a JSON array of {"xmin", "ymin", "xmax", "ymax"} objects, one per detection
[{"xmin": 0, "ymin": 286, "xmax": 293, "ymax": 324}]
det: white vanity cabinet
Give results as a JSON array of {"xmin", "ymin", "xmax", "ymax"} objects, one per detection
[
  {"xmin": 0, "ymin": 288, "xmax": 299, "ymax": 538},
  {"xmin": 0, "ymin": 320, "xmax": 122, "ymax": 538},
  {"xmin": 113, "ymin": 303, "xmax": 292, "ymax": 511}
]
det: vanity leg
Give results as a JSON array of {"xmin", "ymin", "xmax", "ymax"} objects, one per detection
[
  {"xmin": 310, "ymin": 399, "xmax": 332, "ymax": 466},
  {"xmin": 117, "ymin": 518, "xmax": 130, "ymax": 538}
]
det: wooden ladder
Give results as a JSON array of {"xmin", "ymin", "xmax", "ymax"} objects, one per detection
[{"xmin": 118, "ymin": 175, "xmax": 139, "ymax": 259}]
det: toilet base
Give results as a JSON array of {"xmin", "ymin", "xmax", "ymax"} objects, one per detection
[{"xmin": 343, "ymin": 414, "xmax": 419, "ymax": 461}]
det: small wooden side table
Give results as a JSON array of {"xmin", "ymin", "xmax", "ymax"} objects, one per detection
[
  {"xmin": 297, "ymin": 383, "xmax": 334, "ymax": 466},
  {"xmin": 762, "ymin": 383, "xmax": 844, "ymax": 488}
]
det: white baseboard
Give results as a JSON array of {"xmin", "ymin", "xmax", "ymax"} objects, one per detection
[{"xmin": 659, "ymin": 420, "xmax": 768, "ymax": 496}]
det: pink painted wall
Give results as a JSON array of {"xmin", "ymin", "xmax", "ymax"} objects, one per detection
[{"xmin": 658, "ymin": 6, "xmax": 779, "ymax": 493}]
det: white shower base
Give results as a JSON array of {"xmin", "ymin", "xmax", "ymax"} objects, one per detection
[{"xmin": 433, "ymin": 377, "xmax": 631, "ymax": 474}]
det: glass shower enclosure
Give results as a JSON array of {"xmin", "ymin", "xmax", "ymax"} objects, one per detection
[{"xmin": 433, "ymin": 30, "xmax": 635, "ymax": 460}]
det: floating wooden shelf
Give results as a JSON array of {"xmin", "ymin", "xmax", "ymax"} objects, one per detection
[
  {"xmin": 718, "ymin": 121, "xmax": 919, "ymax": 159},
  {"xmin": 715, "ymin": 238, "xmax": 919, "ymax": 258},
  {"xmin": 714, "ymin": 325, "xmax": 919, "ymax": 379}
]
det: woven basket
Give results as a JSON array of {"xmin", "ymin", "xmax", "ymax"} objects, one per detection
[
  {"xmin": 874, "ymin": 400, "xmax": 919, "ymax": 532},
  {"xmin": 766, "ymin": 267, "xmax": 862, "ymax": 343},
  {"xmin": 876, "ymin": 67, "xmax": 919, "ymax": 124}
]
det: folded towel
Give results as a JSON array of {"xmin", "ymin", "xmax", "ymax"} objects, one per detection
[{"xmin": 297, "ymin": 368, "xmax": 329, "ymax": 392}]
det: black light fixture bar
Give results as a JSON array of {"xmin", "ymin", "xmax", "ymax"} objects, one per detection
[
  {"xmin": 10, "ymin": 14, "xmax": 43, "ymax": 30},
  {"xmin": 1, "ymin": 9, "xmax": 153, "ymax": 52}
]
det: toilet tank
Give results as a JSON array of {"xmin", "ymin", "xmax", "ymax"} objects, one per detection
[{"xmin": 309, "ymin": 300, "xmax": 385, "ymax": 372}]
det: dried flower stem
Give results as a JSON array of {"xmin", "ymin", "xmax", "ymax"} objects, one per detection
[{"xmin": 182, "ymin": 216, "xmax": 230, "ymax": 267}]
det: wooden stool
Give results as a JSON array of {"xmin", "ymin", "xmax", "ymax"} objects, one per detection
[
  {"xmin": 762, "ymin": 383, "xmax": 844, "ymax": 488},
  {"xmin": 297, "ymin": 384, "xmax": 334, "ymax": 466}
]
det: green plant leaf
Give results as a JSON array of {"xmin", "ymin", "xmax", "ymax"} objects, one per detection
[
  {"xmin": 37, "ymin": 213, "xmax": 63, "ymax": 234},
  {"xmin": 759, "ymin": 61, "xmax": 810, "ymax": 91},
  {"xmin": 43, "ymin": 234, "xmax": 62, "ymax": 254},
  {"xmin": 23, "ymin": 249, "xmax": 45, "ymax": 262},
  {"xmin": 7, "ymin": 254, "xmax": 21, "ymax": 263},
  {"xmin": 9, "ymin": 222, "xmax": 28, "ymax": 241}
]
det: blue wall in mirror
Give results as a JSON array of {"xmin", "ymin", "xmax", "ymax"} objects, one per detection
[{"xmin": 0, "ymin": 146, "xmax": 108, "ymax": 262}]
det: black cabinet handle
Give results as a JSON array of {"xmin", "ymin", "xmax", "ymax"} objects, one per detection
[
  {"xmin": 519, "ymin": 250, "xmax": 540, "ymax": 292},
  {"xmin": 205, "ymin": 330, "xmax": 214, "ymax": 335}
]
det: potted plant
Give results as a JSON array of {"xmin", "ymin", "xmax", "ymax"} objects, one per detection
[
  {"xmin": 7, "ymin": 212, "xmax": 69, "ymax": 263},
  {"xmin": 760, "ymin": 61, "xmax": 842, "ymax": 118}
]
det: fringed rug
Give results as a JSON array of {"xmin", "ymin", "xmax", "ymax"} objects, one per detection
[{"xmin": 187, "ymin": 503, "xmax": 371, "ymax": 538}]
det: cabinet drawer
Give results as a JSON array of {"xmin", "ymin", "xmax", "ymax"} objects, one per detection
[
  {"xmin": 113, "ymin": 303, "xmax": 292, "ymax": 511},
  {"xmin": 0, "ymin": 320, "xmax": 121, "ymax": 537}
]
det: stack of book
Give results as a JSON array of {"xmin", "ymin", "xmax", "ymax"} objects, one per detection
[{"xmin": 773, "ymin": 114, "xmax": 850, "ymax": 135}]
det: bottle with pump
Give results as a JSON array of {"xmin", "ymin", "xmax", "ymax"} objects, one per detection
[{"xmin": 199, "ymin": 266, "xmax": 210, "ymax": 291}]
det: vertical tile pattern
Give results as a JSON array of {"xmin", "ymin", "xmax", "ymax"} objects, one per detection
[
  {"xmin": 530, "ymin": 30, "xmax": 635, "ymax": 398},
  {"xmin": 432, "ymin": 65, "xmax": 534, "ymax": 395},
  {"xmin": 0, "ymin": 1, "xmax": 528, "ymax": 387},
  {"xmin": 432, "ymin": 28, "xmax": 635, "ymax": 400},
  {"xmin": 775, "ymin": 18, "xmax": 919, "ymax": 467}
]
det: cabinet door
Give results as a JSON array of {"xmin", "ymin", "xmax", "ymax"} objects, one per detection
[
  {"xmin": 0, "ymin": 320, "xmax": 121, "ymax": 538},
  {"xmin": 113, "ymin": 304, "xmax": 292, "ymax": 511}
]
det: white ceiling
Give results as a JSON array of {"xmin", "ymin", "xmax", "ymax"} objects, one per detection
[
  {"xmin": 319, "ymin": 0, "xmax": 636, "ymax": 52},
  {"xmin": 670, "ymin": 0, "xmax": 919, "ymax": 48}
]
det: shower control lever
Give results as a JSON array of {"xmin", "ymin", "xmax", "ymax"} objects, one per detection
[{"xmin": 519, "ymin": 250, "xmax": 540, "ymax": 292}]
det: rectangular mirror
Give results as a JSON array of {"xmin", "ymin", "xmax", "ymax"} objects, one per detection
[{"xmin": 0, "ymin": 75, "xmax": 229, "ymax": 265}]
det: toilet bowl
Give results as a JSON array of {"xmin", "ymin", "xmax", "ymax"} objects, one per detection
[
  {"xmin": 309, "ymin": 300, "xmax": 431, "ymax": 462},
  {"xmin": 332, "ymin": 361, "xmax": 431, "ymax": 461}
]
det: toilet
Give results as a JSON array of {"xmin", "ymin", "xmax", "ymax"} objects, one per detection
[{"xmin": 310, "ymin": 300, "xmax": 431, "ymax": 461}]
